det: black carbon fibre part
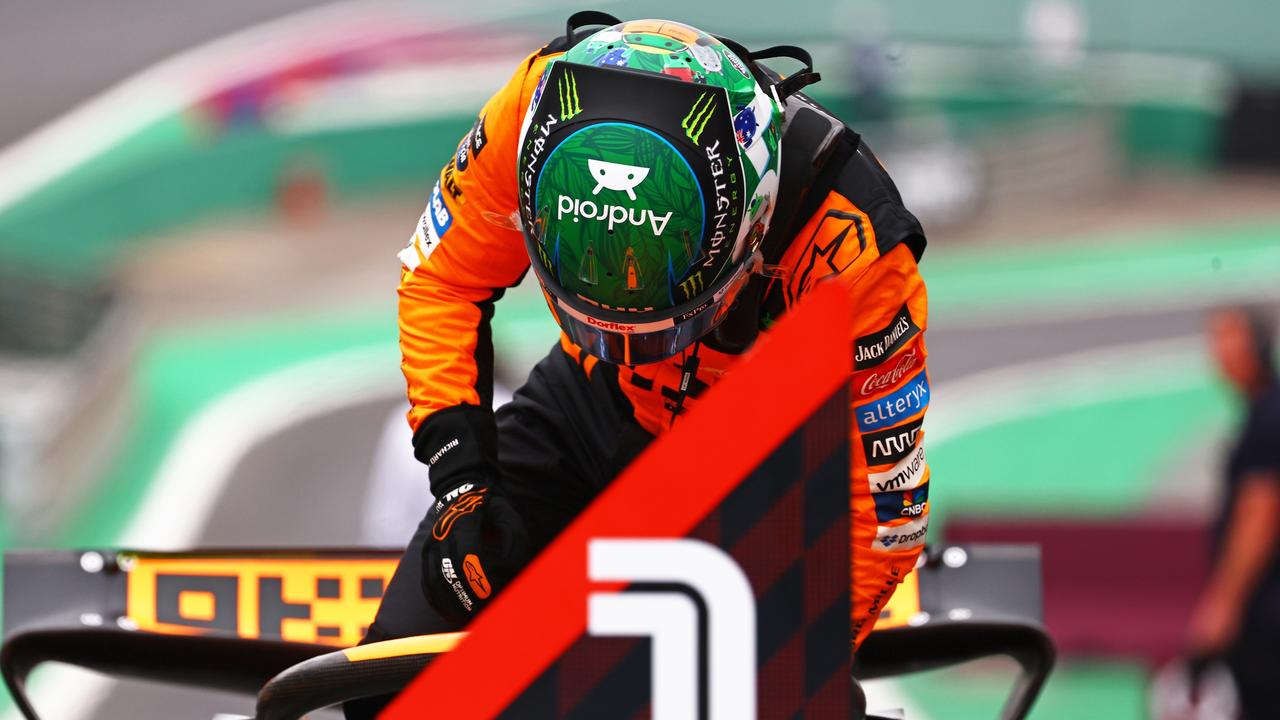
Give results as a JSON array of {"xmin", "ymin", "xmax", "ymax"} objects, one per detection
[
  {"xmin": 0, "ymin": 623, "xmax": 332, "ymax": 720},
  {"xmin": 255, "ymin": 649, "xmax": 433, "ymax": 720},
  {"xmin": 853, "ymin": 621, "xmax": 1056, "ymax": 720}
]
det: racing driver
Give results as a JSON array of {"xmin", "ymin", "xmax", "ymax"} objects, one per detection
[{"xmin": 350, "ymin": 13, "xmax": 932, "ymax": 714}]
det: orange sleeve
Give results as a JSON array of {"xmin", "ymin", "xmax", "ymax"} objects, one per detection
[
  {"xmin": 775, "ymin": 154, "xmax": 930, "ymax": 649},
  {"xmin": 845, "ymin": 242, "xmax": 930, "ymax": 649},
  {"xmin": 396, "ymin": 50, "xmax": 554, "ymax": 490}
]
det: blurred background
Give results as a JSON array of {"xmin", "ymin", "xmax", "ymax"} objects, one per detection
[{"xmin": 1, "ymin": 0, "xmax": 1278, "ymax": 717}]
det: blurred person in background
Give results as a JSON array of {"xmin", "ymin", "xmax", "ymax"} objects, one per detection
[{"xmin": 1190, "ymin": 306, "xmax": 1280, "ymax": 719}]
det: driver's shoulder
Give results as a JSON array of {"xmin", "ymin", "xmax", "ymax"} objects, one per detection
[{"xmin": 826, "ymin": 139, "xmax": 927, "ymax": 265}]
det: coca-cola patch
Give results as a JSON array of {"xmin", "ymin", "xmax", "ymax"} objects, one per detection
[{"xmin": 853, "ymin": 339, "xmax": 923, "ymax": 398}]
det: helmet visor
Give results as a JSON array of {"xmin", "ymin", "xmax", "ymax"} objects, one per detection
[{"xmin": 540, "ymin": 260, "xmax": 754, "ymax": 365}]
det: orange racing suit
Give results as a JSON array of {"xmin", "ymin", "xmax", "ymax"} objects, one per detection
[{"xmin": 397, "ymin": 44, "xmax": 930, "ymax": 650}]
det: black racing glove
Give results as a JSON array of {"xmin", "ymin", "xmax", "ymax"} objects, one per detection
[{"xmin": 421, "ymin": 479, "xmax": 531, "ymax": 626}]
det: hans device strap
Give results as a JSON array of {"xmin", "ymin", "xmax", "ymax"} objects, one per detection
[
  {"xmin": 563, "ymin": 10, "xmax": 624, "ymax": 41},
  {"xmin": 713, "ymin": 36, "xmax": 823, "ymax": 101}
]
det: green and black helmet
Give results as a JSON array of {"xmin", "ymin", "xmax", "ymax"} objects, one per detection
[{"xmin": 517, "ymin": 18, "xmax": 784, "ymax": 365}]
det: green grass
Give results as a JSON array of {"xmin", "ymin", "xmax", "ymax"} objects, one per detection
[
  {"xmin": 928, "ymin": 381, "xmax": 1233, "ymax": 527},
  {"xmin": 923, "ymin": 215, "xmax": 1280, "ymax": 317},
  {"xmin": 897, "ymin": 659, "xmax": 1149, "ymax": 720}
]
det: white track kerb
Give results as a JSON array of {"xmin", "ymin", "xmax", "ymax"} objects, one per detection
[
  {"xmin": 925, "ymin": 334, "xmax": 1206, "ymax": 448},
  {"xmin": 120, "ymin": 344, "xmax": 403, "ymax": 548}
]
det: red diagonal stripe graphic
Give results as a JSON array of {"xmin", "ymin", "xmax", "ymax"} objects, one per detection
[
  {"xmin": 729, "ymin": 482, "xmax": 803, "ymax": 595},
  {"xmin": 384, "ymin": 281, "xmax": 852, "ymax": 718}
]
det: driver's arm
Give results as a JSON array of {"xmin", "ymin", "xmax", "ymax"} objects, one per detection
[
  {"xmin": 800, "ymin": 144, "xmax": 931, "ymax": 649},
  {"xmin": 397, "ymin": 51, "xmax": 552, "ymax": 493},
  {"xmin": 846, "ymin": 241, "xmax": 930, "ymax": 649},
  {"xmin": 1204, "ymin": 473, "xmax": 1280, "ymax": 615},
  {"xmin": 1189, "ymin": 421, "xmax": 1280, "ymax": 653}
]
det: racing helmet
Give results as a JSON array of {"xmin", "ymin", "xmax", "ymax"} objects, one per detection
[{"xmin": 516, "ymin": 19, "xmax": 783, "ymax": 365}]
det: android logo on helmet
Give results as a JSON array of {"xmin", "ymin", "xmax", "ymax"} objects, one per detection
[{"xmin": 588, "ymin": 159, "xmax": 650, "ymax": 199}]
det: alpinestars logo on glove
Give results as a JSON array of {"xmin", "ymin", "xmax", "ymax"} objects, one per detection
[
  {"xmin": 463, "ymin": 553, "xmax": 492, "ymax": 599},
  {"xmin": 432, "ymin": 487, "xmax": 487, "ymax": 541}
]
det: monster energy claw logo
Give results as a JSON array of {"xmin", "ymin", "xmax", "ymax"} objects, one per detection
[
  {"xmin": 677, "ymin": 271, "xmax": 705, "ymax": 301},
  {"xmin": 558, "ymin": 69, "xmax": 582, "ymax": 121},
  {"xmin": 682, "ymin": 92, "xmax": 716, "ymax": 143}
]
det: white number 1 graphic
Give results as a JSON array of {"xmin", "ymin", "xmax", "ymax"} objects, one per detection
[{"xmin": 588, "ymin": 538, "xmax": 757, "ymax": 720}]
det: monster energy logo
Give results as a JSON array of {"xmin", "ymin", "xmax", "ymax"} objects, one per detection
[
  {"xmin": 677, "ymin": 271, "xmax": 705, "ymax": 301},
  {"xmin": 682, "ymin": 92, "xmax": 716, "ymax": 143},
  {"xmin": 558, "ymin": 70, "xmax": 582, "ymax": 121},
  {"xmin": 535, "ymin": 237, "xmax": 554, "ymax": 271}
]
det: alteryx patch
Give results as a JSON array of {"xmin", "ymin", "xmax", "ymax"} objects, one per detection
[
  {"xmin": 398, "ymin": 181, "xmax": 452, "ymax": 271},
  {"xmin": 429, "ymin": 181, "xmax": 453, "ymax": 238},
  {"xmin": 856, "ymin": 369, "xmax": 929, "ymax": 431}
]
